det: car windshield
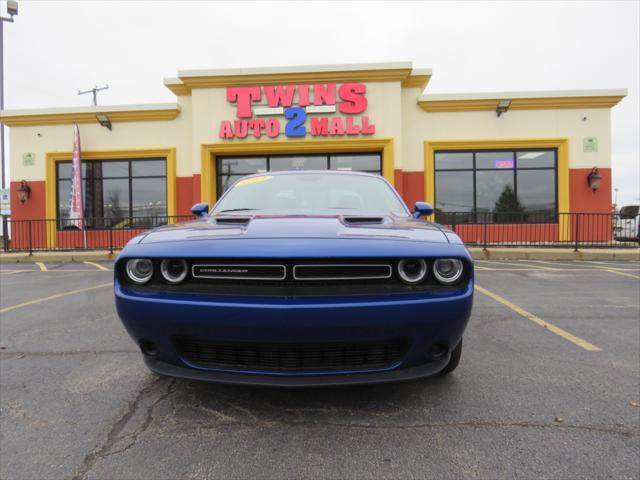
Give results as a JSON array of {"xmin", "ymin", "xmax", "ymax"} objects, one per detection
[{"xmin": 213, "ymin": 173, "xmax": 408, "ymax": 215}]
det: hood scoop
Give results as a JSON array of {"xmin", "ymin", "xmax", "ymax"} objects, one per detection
[
  {"xmin": 214, "ymin": 216, "xmax": 252, "ymax": 226},
  {"xmin": 342, "ymin": 216, "xmax": 387, "ymax": 225}
]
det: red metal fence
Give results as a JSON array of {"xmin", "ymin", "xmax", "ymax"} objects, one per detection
[{"xmin": 437, "ymin": 212, "xmax": 639, "ymax": 249}]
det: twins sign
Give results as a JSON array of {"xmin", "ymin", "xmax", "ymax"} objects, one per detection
[{"xmin": 218, "ymin": 83, "xmax": 375, "ymax": 139}]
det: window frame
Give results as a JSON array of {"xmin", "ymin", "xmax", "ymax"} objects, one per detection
[
  {"xmin": 55, "ymin": 158, "xmax": 168, "ymax": 230},
  {"xmin": 433, "ymin": 148, "xmax": 558, "ymax": 224}
]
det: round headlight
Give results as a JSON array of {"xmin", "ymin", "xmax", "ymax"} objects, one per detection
[
  {"xmin": 397, "ymin": 259, "xmax": 428, "ymax": 284},
  {"xmin": 433, "ymin": 258, "xmax": 464, "ymax": 285},
  {"xmin": 125, "ymin": 259, "xmax": 154, "ymax": 284},
  {"xmin": 160, "ymin": 259, "xmax": 188, "ymax": 284}
]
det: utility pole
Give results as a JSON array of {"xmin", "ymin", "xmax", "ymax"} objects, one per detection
[
  {"xmin": 1, "ymin": 0, "xmax": 19, "ymax": 191},
  {"xmin": 1, "ymin": 1, "xmax": 18, "ymax": 248},
  {"xmin": 78, "ymin": 84, "xmax": 109, "ymax": 106}
]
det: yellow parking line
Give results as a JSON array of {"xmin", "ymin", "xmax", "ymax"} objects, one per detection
[
  {"xmin": 83, "ymin": 261, "xmax": 111, "ymax": 272},
  {"xmin": 525, "ymin": 260, "xmax": 581, "ymax": 268},
  {"xmin": 475, "ymin": 266, "xmax": 600, "ymax": 272},
  {"xmin": 475, "ymin": 285, "xmax": 602, "ymax": 352},
  {"xmin": 35, "ymin": 262, "xmax": 48, "ymax": 272},
  {"xmin": 577, "ymin": 260, "xmax": 633, "ymax": 267},
  {"xmin": 604, "ymin": 269, "xmax": 640, "ymax": 280},
  {"xmin": 559, "ymin": 260, "xmax": 639, "ymax": 273},
  {"xmin": 0, "ymin": 282, "xmax": 112, "ymax": 314}
]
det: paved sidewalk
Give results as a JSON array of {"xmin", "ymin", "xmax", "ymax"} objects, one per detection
[{"xmin": 0, "ymin": 247, "xmax": 638, "ymax": 263}]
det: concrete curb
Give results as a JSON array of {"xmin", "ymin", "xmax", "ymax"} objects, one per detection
[
  {"xmin": 0, "ymin": 251, "xmax": 120, "ymax": 263},
  {"xmin": 468, "ymin": 248, "xmax": 640, "ymax": 261},
  {"xmin": 1, "ymin": 248, "xmax": 638, "ymax": 263}
]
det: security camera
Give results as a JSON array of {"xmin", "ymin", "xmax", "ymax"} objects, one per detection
[{"xmin": 7, "ymin": 0, "xmax": 18, "ymax": 16}]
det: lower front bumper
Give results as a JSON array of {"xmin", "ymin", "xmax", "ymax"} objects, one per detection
[
  {"xmin": 144, "ymin": 354, "xmax": 451, "ymax": 387},
  {"xmin": 116, "ymin": 280, "xmax": 473, "ymax": 386}
]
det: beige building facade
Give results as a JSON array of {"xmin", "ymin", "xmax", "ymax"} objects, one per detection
[{"xmin": 0, "ymin": 62, "xmax": 626, "ymax": 248}]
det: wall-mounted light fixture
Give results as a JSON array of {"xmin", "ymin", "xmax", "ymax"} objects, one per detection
[
  {"xmin": 587, "ymin": 166, "xmax": 603, "ymax": 192},
  {"xmin": 16, "ymin": 180, "xmax": 31, "ymax": 204},
  {"xmin": 96, "ymin": 113, "xmax": 112, "ymax": 130},
  {"xmin": 496, "ymin": 99, "xmax": 511, "ymax": 117}
]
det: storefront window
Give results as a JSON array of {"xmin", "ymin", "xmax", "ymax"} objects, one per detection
[
  {"xmin": 216, "ymin": 153, "xmax": 382, "ymax": 198},
  {"xmin": 434, "ymin": 149, "xmax": 557, "ymax": 223},
  {"xmin": 56, "ymin": 158, "xmax": 167, "ymax": 229}
]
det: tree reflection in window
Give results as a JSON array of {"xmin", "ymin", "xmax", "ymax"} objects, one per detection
[{"xmin": 434, "ymin": 149, "xmax": 557, "ymax": 224}]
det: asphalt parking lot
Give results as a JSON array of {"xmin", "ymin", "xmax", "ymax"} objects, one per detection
[{"xmin": 1, "ymin": 259, "xmax": 639, "ymax": 480}]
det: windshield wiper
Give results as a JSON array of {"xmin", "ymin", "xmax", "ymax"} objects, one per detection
[{"xmin": 218, "ymin": 208, "xmax": 259, "ymax": 213}]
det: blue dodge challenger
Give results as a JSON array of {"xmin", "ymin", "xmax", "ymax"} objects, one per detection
[{"xmin": 115, "ymin": 171, "xmax": 473, "ymax": 386}]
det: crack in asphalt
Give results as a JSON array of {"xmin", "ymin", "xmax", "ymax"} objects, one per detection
[
  {"xmin": 70, "ymin": 377, "xmax": 175, "ymax": 480},
  {"xmin": 62, "ymin": 379, "xmax": 637, "ymax": 473},
  {"xmin": 100, "ymin": 380, "xmax": 178, "ymax": 459},
  {"xmin": 187, "ymin": 417, "xmax": 638, "ymax": 438}
]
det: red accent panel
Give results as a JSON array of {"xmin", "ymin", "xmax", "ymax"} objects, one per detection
[
  {"xmin": 176, "ymin": 176, "xmax": 194, "ymax": 216},
  {"xmin": 54, "ymin": 229, "xmax": 148, "ymax": 250},
  {"xmin": 449, "ymin": 223, "xmax": 560, "ymax": 245},
  {"xmin": 402, "ymin": 172, "xmax": 425, "ymax": 210},
  {"xmin": 570, "ymin": 167, "xmax": 611, "ymax": 213},
  {"xmin": 193, "ymin": 174, "xmax": 201, "ymax": 204},
  {"xmin": 10, "ymin": 180, "xmax": 46, "ymax": 220},
  {"xmin": 394, "ymin": 169, "xmax": 404, "ymax": 196}
]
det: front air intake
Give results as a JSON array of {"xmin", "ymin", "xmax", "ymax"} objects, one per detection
[{"xmin": 174, "ymin": 336, "xmax": 410, "ymax": 372}]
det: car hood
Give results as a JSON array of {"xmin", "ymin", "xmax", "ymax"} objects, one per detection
[{"xmin": 137, "ymin": 214, "xmax": 450, "ymax": 245}]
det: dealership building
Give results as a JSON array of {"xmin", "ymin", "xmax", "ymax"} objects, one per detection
[{"xmin": 0, "ymin": 62, "xmax": 627, "ymax": 248}]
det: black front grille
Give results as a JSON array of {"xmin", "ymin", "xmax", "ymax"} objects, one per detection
[
  {"xmin": 293, "ymin": 264, "xmax": 391, "ymax": 280},
  {"xmin": 175, "ymin": 336, "xmax": 410, "ymax": 372},
  {"xmin": 192, "ymin": 263, "xmax": 286, "ymax": 280},
  {"xmin": 119, "ymin": 258, "xmax": 470, "ymax": 297}
]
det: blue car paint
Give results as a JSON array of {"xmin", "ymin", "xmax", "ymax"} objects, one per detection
[{"xmin": 114, "ymin": 172, "xmax": 474, "ymax": 386}]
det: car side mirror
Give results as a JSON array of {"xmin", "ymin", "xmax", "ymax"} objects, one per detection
[
  {"xmin": 191, "ymin": 203, "xmax": 209, "ymax": 217},
  {"xmin": 413, "ymin": 201, "xmax": 434, "ymax": 218}
]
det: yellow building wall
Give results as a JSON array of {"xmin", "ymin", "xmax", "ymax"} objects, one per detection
[{"xmin": 8, "ymin": 96, "xmax": 193, "ymax": 181}]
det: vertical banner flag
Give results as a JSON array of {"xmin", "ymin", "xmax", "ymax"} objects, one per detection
[{"xmin": 69, "ymin": 123, "xmax": 84, "ymax": 230}]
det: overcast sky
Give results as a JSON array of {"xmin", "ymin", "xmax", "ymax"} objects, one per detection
[{"xmin": 3, "ymin": 0, "xmax": 639, "ymax": 204}]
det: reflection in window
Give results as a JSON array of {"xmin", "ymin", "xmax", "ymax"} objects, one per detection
[
  {"xmin": 56, "ymin": 158, "xmax": 166, "ymax": 229},
  {"xmin": 435, "ymin": 171, "xmax": 474, "ymax": 212},
  {"xmin": 435, "ymin": 152, "xmax": 473, "ymax": 170},
  {"xmin": 216, "ymin": 153, "xmax": 383, "ymax": 198},
  {"xmin": 476, "ymin": 170, "xmax": 514, "ymax": 213},
  {"xmin": 269, "ymin": 155, "xmax": 327, "ymax": 171},
  {"xmin": 516, "ymin": 170, "xmax": 556, "ymax": 211},
  {"xmin": 330, "ymin": 154, "xmax": 381, "ymax": 172},
  {"xmin": 434, "ymin": 149, "xmax": 557, "ymax": 223}
]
